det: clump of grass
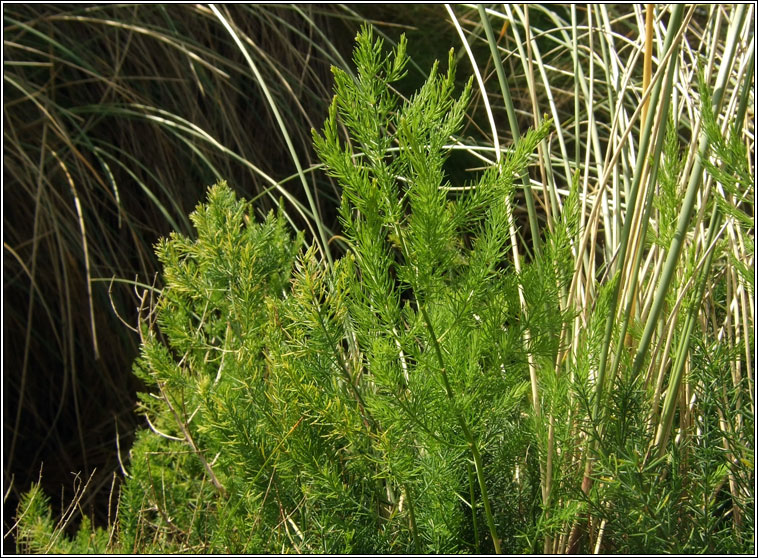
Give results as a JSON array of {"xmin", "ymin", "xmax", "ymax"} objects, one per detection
[{"xmin": 446, "ymin": 4, "xmax": 754, "ymax": 552}]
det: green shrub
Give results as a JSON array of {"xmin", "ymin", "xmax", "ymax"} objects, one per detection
[
  {"xmin": 13, "ymin": 15, "xmax": 753, "ymax": 554},
  {"xmin": 13, "ymin": 25, "xmax": 552, "ymax": 553}
]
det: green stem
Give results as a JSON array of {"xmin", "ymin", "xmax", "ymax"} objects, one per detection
[
  {"xmin": 467, "ymin": 461, "xmax": 481, "ymax": 552},
  {"xmin": 655, "ymin": 189, "xmax": 723, "ymax": 457},
  {"xmin": 419, "ymin": 304, "xmax": 501, "ymax": 554},
  {"xmin": 404, "ymin": 484, "xmax": 420, "ymax": 554}
]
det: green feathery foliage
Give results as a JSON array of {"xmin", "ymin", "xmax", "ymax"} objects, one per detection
[{"xmin": 14, "ymin": 25, "xmax": 553, "ymax": 553}]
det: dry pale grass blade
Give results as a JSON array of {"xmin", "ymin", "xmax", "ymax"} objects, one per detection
[{"xmin": 208, "ymin": 4, "xmax": 332, "ymax": 264}]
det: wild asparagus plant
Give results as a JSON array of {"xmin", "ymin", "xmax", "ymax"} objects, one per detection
[{"xmin": 14, "ymin": 25, "xmax": 554, "ymax": 553}]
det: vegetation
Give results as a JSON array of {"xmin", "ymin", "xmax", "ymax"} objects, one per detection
[
  {"xmin": 3, "ymin": 4, "xmax": 362, "ymax": 543},
  {"xmin": 6, "ymin": 5, "xmax": 754, "ymax": 554}
]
